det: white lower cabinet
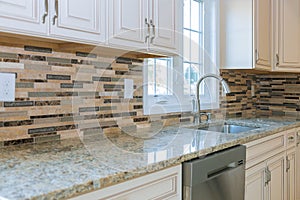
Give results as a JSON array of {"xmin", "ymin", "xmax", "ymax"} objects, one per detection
[
  {"xmin": 70, "ymin": 165, "xmax": 182, "ymax": 200},
  {"xmin": 285, "ymin": 148, "xmax": 296, "ymax": 200},
  {"xmin": 296, "ymin": 130, "xmax": 300, "ymax": 200},
  {"xmin": 267, "ymin": 152, "xmax": 285, "ymax": 200},
  {"xmin": 245, "ymin": 152, "xmax": 285, "ymax": 200},
  {"xmin": 245, "ymin": 129, "xmax": 298, "ymax": 200},
  {"xmin": 245, "ymin": 162, "xmax": 265, "ymax": 200}
]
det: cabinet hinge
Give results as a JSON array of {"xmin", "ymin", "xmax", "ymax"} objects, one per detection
[{"xmin": 276, "ymin": 54, "xmax": 279, "ymax": 66}]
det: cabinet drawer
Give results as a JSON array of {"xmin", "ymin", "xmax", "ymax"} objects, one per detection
[
  {"xmin": 245, "ymin": 132, "xmax": 285, "ymax": 169},
  {"xmin": 70, "ymin": 165, "xmax": 182, "ymax": 200},
  {"xmin": 286, "ymin": 129, "xmax": 296, "ymax": 149}
]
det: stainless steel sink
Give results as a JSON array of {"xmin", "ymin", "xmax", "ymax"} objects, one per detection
[{"xmin": 196, "ymin": 124, "xmax": 258, "ymax": 134}]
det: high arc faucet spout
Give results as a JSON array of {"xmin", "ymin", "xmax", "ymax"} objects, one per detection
[{"xmin": 195, "ymin": 73, "xmax": 231, "ymax": 123}]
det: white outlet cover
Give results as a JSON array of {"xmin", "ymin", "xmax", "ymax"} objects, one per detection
[
  {"xmin": 0, "ymin": 73, "xmax": 15, "ymax": 101},
  {"xmin": 124, "ymin": 79, "xmax": 134, "ymax": 99}
]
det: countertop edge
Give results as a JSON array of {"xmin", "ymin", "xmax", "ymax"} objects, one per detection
[{"xmin": 14, "ymin": 121, "xmax": 300, "ymax": 200}]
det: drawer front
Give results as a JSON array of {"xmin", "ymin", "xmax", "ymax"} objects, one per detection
[
  {"xmin": 296, "ymin": 129, "xmax": 300, "ymax": 146},
  {"xmin": 286, "ymin": 129, "xmax": 296, "ymax": 149},
  {"xmin": 70, "ymin": 165, "xmax": 182, "ymax": 200},
  {"xmin": 106, "ymin": 173, "xmax": 179, "ymax": 200},
  {"xmin": 245, "ymin": 132, "xmax": 285, "ymax": 169}
]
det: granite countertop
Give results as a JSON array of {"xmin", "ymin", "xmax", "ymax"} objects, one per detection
[{"xmin": 1, "ymin": 117, "xmax": 300, "ymax": 200}]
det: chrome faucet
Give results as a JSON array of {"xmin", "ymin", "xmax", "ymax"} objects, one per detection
[{"xmin": 193, "ymin": 73, "xmax": 231, "ymax": 123}]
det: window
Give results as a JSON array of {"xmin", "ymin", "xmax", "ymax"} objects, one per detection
[
  {"xmin": 147, "ymin": 58, "xmax": 173, "ymax": 96},
  {"xmin": 144, "ymin": 0, "xmax": 219, "ymax": 115}
]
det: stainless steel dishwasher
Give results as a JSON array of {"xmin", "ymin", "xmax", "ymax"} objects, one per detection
[{"xmin": 183, "ymin": 145, "xmax": 246, "ymax": 200}]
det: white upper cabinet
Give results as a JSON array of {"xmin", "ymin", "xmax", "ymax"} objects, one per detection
[
  {"xmin": 50, "ymin": 0, "xmax": 106, "ymax": 43},
  {"xmin": 0, "ymin": 0, "xmax": 48, "ymax": 35},
  {"xmin": 108, "ymin": 0, "xmax": 182, "ymax": 55},
  {"xmin": 274, "ymin": 0, "xmax": 300, "ymax": 71},
  {"xmin": 254, "ymin": 0, "xmax": 273, "ymax": 70},
  {"xmin": 220, "ymin": 0, "xmax": 273, "ymax": 70},
  {"xmin": 149, "ymin": 0, "xmax": 179, "ymax": 52},
  {"xmin": 0, "ymin": 0, "xmax": 182, "ymax": 55},
  {"xmin": 108, "ymin": 0, "xmax": 147, "ymax": 50},
  {"xmin": 0, "ymin": 0, "xmax": 106, "ymax": 44}
]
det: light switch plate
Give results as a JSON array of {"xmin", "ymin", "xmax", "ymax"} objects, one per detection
[
  {"xmin": 0, "ymin": 73, "xmax": 15, "ymax": 101},
  {"xmin": 124, "ymin": 79, "xmax": 134, "ymax": 99}
]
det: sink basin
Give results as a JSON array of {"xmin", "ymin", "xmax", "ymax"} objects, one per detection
[{"xmin": 196, "ymin": 124, "xmax": 258, "ymax": 134}]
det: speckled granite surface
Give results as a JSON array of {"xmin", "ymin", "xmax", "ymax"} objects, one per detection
[{"xmin": 1, "ymin": 117, "xmax": 300, "ymax": 200}]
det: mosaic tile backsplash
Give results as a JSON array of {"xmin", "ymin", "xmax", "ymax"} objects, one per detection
[
  {"xmin": 0, "ymin": 44, "xmax": 299, "ymax": 146},
  {"xmin": 0, "ymin": 45, "xmax": 195, "ymax": 146}
]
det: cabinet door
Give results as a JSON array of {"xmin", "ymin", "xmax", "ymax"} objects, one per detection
[
  {"xmin": 245, "ymin": 162, "xmax": 265, "ymax": 200},
  {"xmin": 296, "ymin": 133, "xmax": 300, "ymax": 200},
  {"xmin": 0, "ymin": 0, "xmax": 47, "ymax": 35},
  {"xmin": 108, "ymin": 0, "xmax": 148, "ymax": 50},
  {"xmin": 266, "ymin": 153, "xmax": 285, "ymax": 200},
  {"xmin": 219, "ymin": 0, "xmax": 253, "ymax": 69},
  {"xmin": 276, "ymin": 0, "xmax": 300, "ymax": 70},
  {"xmin": 286, "ymin": 148, "xmax": 296, "ymax": 200},
  {"xmin": 49, "ymin": 0, "xmax": 106, "ymax": 44},
  {"xmin": 254, "ymin": 0, "xmax": 273, "ymax": 70},
  {"xmin": 149, "ymin": 0, "xmax": 180, "ymax": 53}
]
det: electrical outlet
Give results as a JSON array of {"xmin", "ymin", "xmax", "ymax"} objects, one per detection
[
  {"xmin": 124, "ymin": 79, "xmax": 134, "ymax": 99},
  {"xmin": 0, "ymin": 73, "xmax": 15, "ymax": 101}
]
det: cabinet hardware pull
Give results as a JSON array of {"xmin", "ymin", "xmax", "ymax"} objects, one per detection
[
  {"xmin": 145, "ymin": 18, "xmax": 150, "ymax": 43},
  {"xmin": 288, "ymin": 136, "xmax": 294, "ymax": 141},
  {"xmin": 150, "ymin": 19, "xmax": 155, "ymax": 43},
  {"xmin": 276, "ymin": 54, "xmax": 279, "ymax": 66},
  {"xmin": 52, "ymin": 0, "xmax": 58, "ymax": 25},
  {"xmin": 255, "ymin": 49, "xmax": 259, "ymax": 62},
  {"xmin": 264, "ymin": 167, "xmax": 271, "ymax": 186},
  {"xmin": 286, "ymin": 157, "xmax": 290, "ymax": 172},
  {"xmin": 264, "ymin": 168, "xmax": 268, "ymax": 186},
  {"xmin": 42, "ymin": 0, "xmax": 49, "ymax": 24}
]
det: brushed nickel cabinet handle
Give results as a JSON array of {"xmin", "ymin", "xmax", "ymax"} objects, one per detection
[
  {"xmin": 52, "ymin": 0, "xmax": 58, "ymax": 25},
  {"xmin": 264, "ymin": 167, "xmax": 271, "ymax": 186},
  {"xmin": 42, "ymin": 0, "xmax": 49, "ymax": 24},
  {"xmin": 145, "ymin": 18, "xmax": 150, "ymax": 43},
  {"xmin": 255, "ymin": 49, "xmax": 259, "ymax": 62},
  {"xmin": 150, "ymin": 19, "xmax": 155, "ymax": 43},
  {"xmin": 286, "ymin": 157, "xmax": 290, "ymax": 172}
]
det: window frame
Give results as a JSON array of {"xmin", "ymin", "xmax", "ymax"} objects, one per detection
[{"xmin": 143, "ymin": 0, "xmax": 220, "ymax": 115}]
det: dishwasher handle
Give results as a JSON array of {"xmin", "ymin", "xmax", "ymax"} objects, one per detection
[{"xmin": 207, "ymin": 161, "xmax": 241, "ymax": 179}]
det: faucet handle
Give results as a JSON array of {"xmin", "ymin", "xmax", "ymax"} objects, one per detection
[
  {"xmin": 191, "ymin": 96, "xmax": 198, "ymax": 113},
  {"xmin": 200, "ymin": 112, "xmax": 212, "ymax": 123},
  {"xmin": 206, "ymin": 113, "xmax": 212, "ymax": 121}
]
